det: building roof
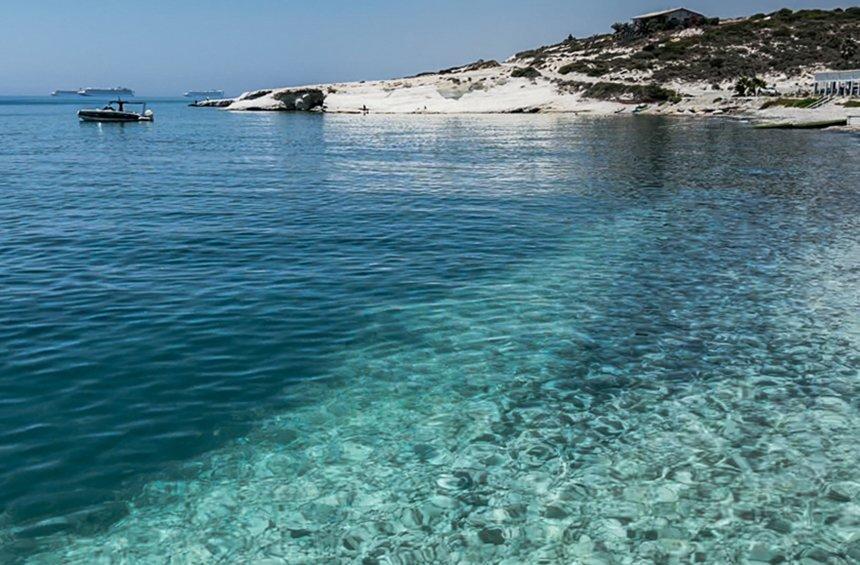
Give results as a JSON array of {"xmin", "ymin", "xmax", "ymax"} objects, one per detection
[
  {"xmin": 814, "ymin": 69, "xmax": 860, "ymax": 81},
  {"xmin": 632, "ymin": 7, "xmax": 704, "ymax": 21}
]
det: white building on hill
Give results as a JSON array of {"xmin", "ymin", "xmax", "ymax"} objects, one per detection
[
  {"xmin": 814, "ymin": 70, "xmax": 860, "ymax": 96},
  {"xmin": 631, "ymin": 8, "xmax": 706, "ymax": 29}
]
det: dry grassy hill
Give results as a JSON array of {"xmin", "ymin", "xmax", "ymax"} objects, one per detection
[{"xmin": 511, "ymin": 8, "xmax": 859, "ymax": 87}]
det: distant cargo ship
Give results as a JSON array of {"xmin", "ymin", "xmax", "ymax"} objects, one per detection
[
  {"xmin": 78, "ymin": 87, "xmax": 135, "ymax": 97},
  {"xmin": 51, "ymin": 87, "xmax": 135, "ymax": 97},
  {"xmin": 184, "ymin": 90, "xmax": 225, "ymax": 99}
]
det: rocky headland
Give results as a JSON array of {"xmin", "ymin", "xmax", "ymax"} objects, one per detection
[{"xmin": 199, "ymin": 8, "xmax": 860, "ymax": 124}]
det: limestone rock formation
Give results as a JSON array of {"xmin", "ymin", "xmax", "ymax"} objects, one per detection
[{"xmin": 272, "ymin": 89, "xmax": 326, "ymax": 111}]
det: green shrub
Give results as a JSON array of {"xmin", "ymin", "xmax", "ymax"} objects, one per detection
[
  {"xmin": 734, "ymin": 76, "xmax": 767, "ymax": 96},
  {"xmin": 558, "ymin": 62, "xmax": 583, "ymax": 75},
  {"xmin": 611, "ymin": 22, "xmax": 631, "ymax": 35},
  {"xmin": 760, "ymin": 97, "xmax": 818, "ymax": 109},
  {"xmin": 841, "ymin": 38, "xmax": 857, "ymax": 59},
  {"xmin": 632, "ymin": 51, "xmax": 657, "ymax": 60},
  {"xmin": 581, "ymin": 82, "xmax": 681, "ymax": 103},
  {"xmin": 642, "ymin": 84, "xmax": 682, "ymax": 103},
  {"xmin": 656, "ymin": 42, "xmax": 687, "ymax": 60},
  {"xmin": 558, "ymin": 61, "xmax": 607, "ymax": 76},
  {"xmin": 511, "ymin": 66, "xmax": 542, "ymax": 79}
]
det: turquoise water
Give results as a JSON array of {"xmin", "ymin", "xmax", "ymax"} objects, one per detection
[{"xmin": 1, "ymin": 98, "xmax": 859, "ymax": 562}]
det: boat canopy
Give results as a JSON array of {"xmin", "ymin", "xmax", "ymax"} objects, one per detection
[{"xmin": 105, "ymin": 99, "xmax": 148, "ymax": 111}]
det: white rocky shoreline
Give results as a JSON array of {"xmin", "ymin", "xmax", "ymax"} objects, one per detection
[
  {"xmin": 194, "ymin": 15, "xmax": 859, "ymax": 130},
  {"xmin": 197, "ymin": 69, "xmax": 854, "ymax": 120}
]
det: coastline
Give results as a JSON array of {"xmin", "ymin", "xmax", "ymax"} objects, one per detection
[
  {"xmin": 197, "ymin": 59, "xmax": 857, "ymax": 129},
  {"xmin": 194, "ymin": 8, "xmax": 859, "ymax": 130}
]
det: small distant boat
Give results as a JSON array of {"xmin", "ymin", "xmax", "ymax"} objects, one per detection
[
  {"xmin": 51, "ymin": 90, "xmax": 81, "ymax": 97},
  {"xmin": 78, "ymin": 87, "xmax": 135, "ymax": 97},
  {"xmin": 184, "ymin": 90, "xmax": 225, "ymax": 99},
  {"xmin": 77, "ymin": 99, "xmax": 153, "ymax": 123}
]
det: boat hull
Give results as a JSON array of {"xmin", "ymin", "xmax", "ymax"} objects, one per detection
[{"xmin": 77, "ymin": 110, "xmax": 152, "ymax": 123}]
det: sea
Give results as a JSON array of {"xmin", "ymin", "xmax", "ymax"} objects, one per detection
[{"xmin": 1, "ymin": 96, "xmax": 858, "ymax": 563}]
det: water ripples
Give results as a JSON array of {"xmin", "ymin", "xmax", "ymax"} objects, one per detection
[{"xmin": 1, "ymin": 103, "xmax": 859, "ymax": 561}]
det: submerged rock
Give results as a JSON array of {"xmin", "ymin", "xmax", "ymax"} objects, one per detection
[{"xmin": 479, "ymin": 527, "xmax": 506, "ymax": 545}]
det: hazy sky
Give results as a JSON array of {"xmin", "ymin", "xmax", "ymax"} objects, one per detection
[{"xmin": 0, "ymin": 1, "xmax": 850, "ymax": 95}]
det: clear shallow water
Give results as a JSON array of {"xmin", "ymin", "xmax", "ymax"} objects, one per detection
[{"xmin": 1, "ymin": 98, "xmax": 858, "ymax": 562}]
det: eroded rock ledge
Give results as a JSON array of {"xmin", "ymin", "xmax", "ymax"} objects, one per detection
[
  {"xmin": 201, "ymin": 88, "xmax": 325, "ymax": 112},
  {"xmin": 272, "ymin": 89, "xmax": 325, "ymax": 111},
  {"xmin": 190, "ymin": 98, "xmax": 232, "ymax": 108}
]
